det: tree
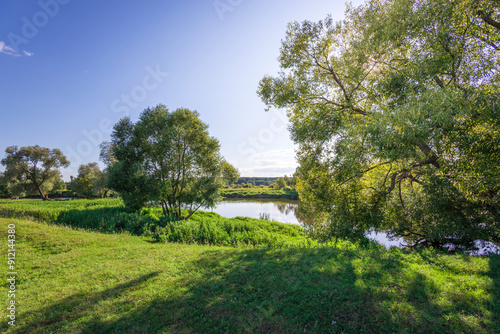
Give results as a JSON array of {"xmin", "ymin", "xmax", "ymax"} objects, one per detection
[
  {"xmin": 49, "ymin": 175, "xmax": 67, "ymax": 196},
  {"xmin": 71, "ymin": 163, "xmax": 102, "ymax": 198},
  {"xmin": 94, "ymin": 141, "xmax": 118, "ymax": 198},
  {"xmin": 0, "ymin": 172, "xmax": 10, "ymax": 198},
  {"xmin": 109, "ymin": 104, "xmax": 239, "ymax": 218},
  {"xmin": 221, "ymin": 160, "xmax": 240, "ymax": 184},
  {"xmin": 1, "ymin": 146, "xmax": 70, "ymax": 200},
  {"xmin": 258, "ymin": 0, "xmax": 500, "ymax": 247},
  {"xmin": 272, "ymin": 177, "xmax": 287, "ymax": 190}
]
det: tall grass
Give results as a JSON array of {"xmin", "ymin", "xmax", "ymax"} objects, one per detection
[
  {"xmin": 1, "ymin": 217, "xmax": 498, "ymax": 333},
  {"xmin": 0, "ymin": 199, "xmax": 316, "ymax": 247}
]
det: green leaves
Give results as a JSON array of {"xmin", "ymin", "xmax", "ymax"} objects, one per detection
[
  {"xmin": 1, "ymin": 145, "xmax": 69, "ymax": 199},
  {"xmin": 71, "ymin": 163, "xmax": 103, "ymax": 198},
  {"xmin": 109, "ymin": 104, "xmax": 238, "ymax": 218},
  {"xmin": 259, "ymin": 0, "xmax": 500, "ymax": 247}
]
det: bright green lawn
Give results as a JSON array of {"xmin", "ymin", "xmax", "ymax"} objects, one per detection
[{"xmin": 1, "ymin": 217, "xmax": 499, "ymax": 333}]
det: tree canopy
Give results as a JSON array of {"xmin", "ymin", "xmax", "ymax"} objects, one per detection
[
  {"xmin": 1, "ymin": 145, "xmax": 70, "ymax": 200},
  {"xmin": 108, "ymin": 104, "xmax": 239, "ymax": 218},
  {"xmin": 71, "ymin": 162, "xmax": 103, "ymax": 198},
  {"xmin": 258, "ymin": 0, "xmax": 500, "ymax": 247}
]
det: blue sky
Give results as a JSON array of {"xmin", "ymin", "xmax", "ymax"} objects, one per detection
[{"xmin": 0, "ymin": 0, "xmax": 363, "ymax": 180}]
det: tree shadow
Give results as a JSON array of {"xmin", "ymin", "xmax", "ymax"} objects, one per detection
[
  {"xmin": 7, "ymin": 272, "xmax": 159, "ymax": 334},
  {"xmin": 488, "ymin": 255, "xmax": 500, "ymax": 331},
  {"xmin": 75, "ymin": 247, "xmax": 493, "ymax": 333},
  {"xmin": 9, "ymin": 248, "xmax": 498, "ymax": 333}
]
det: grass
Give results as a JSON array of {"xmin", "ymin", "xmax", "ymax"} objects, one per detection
[
  {"xmin": 0, "ymin": 217, "xmax": 499, "ymax": 333},
  {"xmin": 0, "ymin": 198, "xmax": 124, "ymax": 222},
  {"xmin": 0, "ymin": 199, "xmax": 312, "ymax": 248},
  {"xmin": 221, "ymin": 188, "xmax": 299, "ymax": 200}
]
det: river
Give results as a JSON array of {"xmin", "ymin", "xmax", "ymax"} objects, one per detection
[
  {"xmin": 211, "ymin": 198, "xmax": 405, "ymax": 248},
  {"xmin": 211, "ymin": 198, "xmax": 500, "ymax": 254}
]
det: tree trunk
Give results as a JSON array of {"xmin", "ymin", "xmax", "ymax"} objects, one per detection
[{"xmin": 35, "ymin": 183, "xmax": 48, "ymax": 201}]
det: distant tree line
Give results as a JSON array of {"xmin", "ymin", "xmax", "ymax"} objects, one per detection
[
  {"xmin": 229, "ymin": 175, "xmax": 296, "ymax": 190},
  {"xmin": 232, "ymin": 177, "xmax": 279, "ymax": 187}
]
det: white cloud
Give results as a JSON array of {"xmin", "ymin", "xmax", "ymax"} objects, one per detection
[
  {"xmin": 252, "ymin": 148, "xmax": 296, "ymax": 159},
  {"xmin": 0, "ymin": 41, "xmax": 33, "ymax": 57},
  {"xmin": 0, "ymin": 41, "xmax": 19, "ymax": 56},
  {"xmin": 239, "ymin": 166, "xmax": 297, "ymax": 177},
  {"xmin": 237, "ymin": 148, "xmax": 298, "ymax": 177}
]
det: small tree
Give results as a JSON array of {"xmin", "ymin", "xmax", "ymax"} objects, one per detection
[
  {"xmin": 71, "ymin": 163, "xmax": 102, "ymax": 198},
  {"xmin": 49, "ymin": 176, "xmax": 67, "ymax": 196},
  {"xmin": 109, "ymin": 104, "xmax": 239, "ymax": 218},
  {"xmin": 272, "ymin": 177, "xmax": 287, "ymax": 190},
  {"xmin": 1, "ymin": 146, "xmax": 70, "ymax": 200}
]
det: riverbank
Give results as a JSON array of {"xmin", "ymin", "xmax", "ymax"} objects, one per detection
[
  {"xmin": 0, "ymin": 198, "xmax": 311, "ymax": 247},
  {"xmin": 1, "ymin": 217, "xmax": 498, "ymax": 333},
  {"xmin": 221, "ymin": 188, "xmax": 299, "ymax": 200}
]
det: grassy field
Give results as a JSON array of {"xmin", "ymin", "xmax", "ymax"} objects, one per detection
[
  {"xmin": 0, "ymin": 216, "xmax": 499, "ymax": 333},
  {"xmin": 0, "ymin": 199, "xmax": 499, "ymax": 333},
  {"xmin": 220, "ymin": 188, "xmax": 299, "ymax": 200}
]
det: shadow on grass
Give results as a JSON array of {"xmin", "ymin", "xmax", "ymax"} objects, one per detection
[
  {"xmin": 17, "ymin": 247, "xmax": 493, "ymax": 334},
  {"xmin": 5, "ymin": 272, "xmax": 160, "ymax": 334},
  {"xmin": 489, "ymin": 255, "xmax": 500, "ymax": 331},
  {"xmin": 53, "ymin": 207, "xmax": 159, "ymax": 236}
]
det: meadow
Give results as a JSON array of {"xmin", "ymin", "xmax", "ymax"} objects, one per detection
[{"xmin": 0, "ymin": 215, "xmax": 499, "ymax": 333}]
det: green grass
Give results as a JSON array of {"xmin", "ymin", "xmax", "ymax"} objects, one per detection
[
  {"xmin": 1, "ymin": 217, "xmax": 498, "ymax": 333},
  {"xmin": 0, "ymin": 198, "xmax": 124, "ymax": 222},
  {"xmin": 221, "ymin": 188, "xmax": 299, "ymax": 200},
  {"xmin": 0, "ymin": 199, "xmax": 312, "ymax": 247}
]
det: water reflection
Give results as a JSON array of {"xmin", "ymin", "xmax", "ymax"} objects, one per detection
[
  {"xmin": 212, "ymin": 199, "xmax": 404, "ymax": 249},
  {"xmin": 212, "ymin": 199, "xmax": 500, "ymax": 253},
  {"xmin": 212, "ymin": 199, "xmax": 310, "ymax": 226}
]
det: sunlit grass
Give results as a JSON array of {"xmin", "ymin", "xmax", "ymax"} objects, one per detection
[{"xmin": 1, "ymin": 217, "xmax": 498, "ymax": 333}]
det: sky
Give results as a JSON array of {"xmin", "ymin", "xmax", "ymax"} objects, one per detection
[{"xmin": 0, "ymin": 0, "xmax": 364, "ymax": 180}]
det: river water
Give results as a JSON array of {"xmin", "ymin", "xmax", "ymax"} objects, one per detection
[
  {"xmin": 211, "ymin": 199, "xmax": 404, "ymax": 248},
  {"xmin": 212, "ymin": 199, "xmax": 500, "ymax": 254}
]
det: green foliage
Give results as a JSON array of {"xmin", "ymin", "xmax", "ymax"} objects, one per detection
[
  {"xmin": 1, "ymin": 145, "xmax": 70, "ymax": 200},
  {"xmin": 0, "ymin": 172, "xmax": 10, "ymax": 198},
  {"xmin": 71, "ymin": 162, "xmax": 102, "ymax": 198},
  {"xmin": 108, "ymin": 160, "xmax": 155, "ymax": 212},
  {"xmin": 153, "ymin": 212, "xmax": 308, "ymax": 247},
  {"xmin": 272, "ymin": 177, "xmax": 287, "ymax": 190},
  {"xmin": 108, "ymin": 105, "xmax": 239, "ymax": 218},
  {"xmin": 221, "ymin": 188, "xmax": 299, "ymax": 200},
  {"xmin": 258, "ymin": 0, "xmax": 500, "ymax": 247},
  {"xmin": 233, "ymin": 177, "xmax": 280, "ymax": 186},
  {"xmin": 0, "ymin": 198, "xmax": 310, "ymax": 247}
]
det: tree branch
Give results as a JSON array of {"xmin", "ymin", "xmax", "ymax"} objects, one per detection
[{"xmin": 478, "ymin": 10, "xmax": 500, "ymax": 31}]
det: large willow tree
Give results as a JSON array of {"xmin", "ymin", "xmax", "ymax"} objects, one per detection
[{"xmin": 258, "ymin": 0, "xmax": 500, "ymax": 247}]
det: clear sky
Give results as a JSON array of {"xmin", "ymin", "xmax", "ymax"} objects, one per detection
[{"xmin": 0, "ymin": 0, "xmax": 363, "ymax": 180}]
